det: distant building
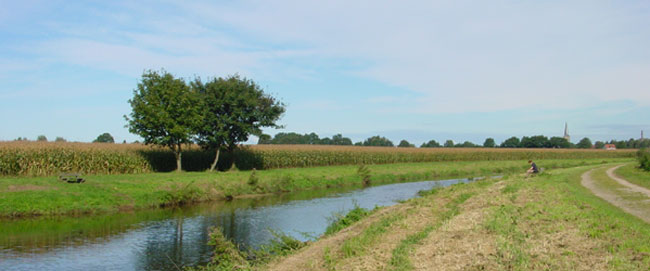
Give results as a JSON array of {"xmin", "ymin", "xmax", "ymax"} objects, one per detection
[
  {"xmin": 563, "ymin": 122, "xmax": 570, "ymax": 142},
  {"xmin": 604, "ymin": 144, "xmax": 616, "ymax": 150}
]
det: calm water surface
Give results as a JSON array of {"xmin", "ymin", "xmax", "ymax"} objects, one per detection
[{"xmin": 0, "ymin": 178, "xmax": 478, "ymax": 270}]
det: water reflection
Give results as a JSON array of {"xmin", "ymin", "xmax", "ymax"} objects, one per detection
[{"xmin": 0, "ymin": 178, "xmax": 473, "ymax": 271}]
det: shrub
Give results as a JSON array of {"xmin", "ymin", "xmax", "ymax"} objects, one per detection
[{"xmin": 638, "ymin": 148, "xmax": 650, "ymax": 171}]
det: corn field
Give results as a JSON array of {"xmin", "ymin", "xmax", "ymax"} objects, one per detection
[{"xmin": 0, "ymin": 141, "xmax": 635, "ymax": 177}]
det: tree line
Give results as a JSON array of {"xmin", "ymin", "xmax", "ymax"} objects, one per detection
[
  {"xmin": 125, "ymin": 70, "xmax": 285, "ymax": 172},
  {"xmin": 257, "ymin": 132, "xmax": 650, "ymax": 150}
]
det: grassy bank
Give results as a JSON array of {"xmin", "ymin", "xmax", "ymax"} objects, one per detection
[
  {"xmin": 615, "ymin": 163, "xmax": 650, "ymax": 190},
  {"xmin": 0, "ymin": 158, "xmax": 629, "ymax": 218},
  {"xmin": 0, "ymin": 141, "xmax": 635, "ymax": 176},
  {"xmin": 265, "ymin": 163, "xmax": 649, "ymax": 271}
]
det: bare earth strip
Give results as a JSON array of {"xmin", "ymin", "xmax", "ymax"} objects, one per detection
[{"xmin": 581, "ymin": 167, "xmax": 650, "ymax": 223}]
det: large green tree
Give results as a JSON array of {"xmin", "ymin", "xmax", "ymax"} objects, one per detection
[
  {"xmin": 192, "ymin": 75, "xmax": 285, "ymax": 171},
  {"xmin": 125, "ymin": 70, "xmax": 200, "ymax": 172}
]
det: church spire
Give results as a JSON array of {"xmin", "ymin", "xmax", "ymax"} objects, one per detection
[{"xmin": 563, "ymin": 122, "xmax": 570, "ymax": 142}]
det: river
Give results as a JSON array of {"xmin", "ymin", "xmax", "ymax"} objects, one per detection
[{"xmin": 0, "ymin": 177, "xmax": 479, "ymax": 270}]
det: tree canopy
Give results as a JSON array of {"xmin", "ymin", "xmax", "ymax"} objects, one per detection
[
  {"xmin": 398, "ymin": 139, "xmax": 414, "ymax": 147},
  {"xmin": 420, "ymin": 139, "xmax": 441, "ymax": 148},
  {"xmin": 520, "ymin": 135, "xmax": 550, "ymax": 148},
  {"xmin": 258, "ymin": 132, "xmax": 352, "ymax": 145},
  {"xmin": 576, "ymin": 137, "xmax": 593, "ymax": 149},
  {"xmin": 363, "ymin": 136, "xmax": 394, "ymax": 147},
  {"xmin": 549, "ymin": 136, "xmax": 570, "ymax": 148},
  {"xmin": 93, "ymin": 133, "xmax": 115, "ymax": 143},
  {"xmin": 483, "ymin": 138, "xmax": 496, "ymax": 148},
  {"xmin": 500, "ymin": 136, "xmax": 520, "ymax": 148},
  {"xmin": 125, "ymin": 70, "xmax": 201, "ymax": 172},
  {"xmin": 192, "ymin": 75, "xmax": 285, "ymax": 170}
]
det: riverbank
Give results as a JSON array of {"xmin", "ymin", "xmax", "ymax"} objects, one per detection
[
  {"xmin": 264, "ymin": 163, "xmax": 650, "ymax": 271},
  {"xmin": 0, "ymin": 158, "xmax": 630, "ymax": 218}
]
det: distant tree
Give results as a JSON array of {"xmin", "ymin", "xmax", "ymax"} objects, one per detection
[
  {"xmin": 398, "ymin": 140, "xmax": 414, "ymax": 147},
  {"xmin": 125, "ymin": 70, "xmax": 200, "ymax": 172},
  {"xmin": 257, "ymin": 134, "xmax": 272, "ymax": 144},
  {"xmin": 122, "ymin": 140, "xmax": 127, "ymax": 144},
  {"xmin": 93, "ymin": 133, "xmax": 115, "ymax": 143},
  {"xmin": 420, "ymin": 139, "xmax": 441, "ymax": 148},
  {"xmin": 500, "ymin": 136, "xmax": 520, "ymax": 148},
  {"xmin": 443, "ymin": 140, "xmax": 454, "ymax": 147},
  {"xmin": 14, "ymin": 137, "xmax": 28, "ymax": 141},
  {"xmin": 192, "ymin": 75, "xmax": 285, "ymax": 171},
  {"xmin": 55, "ymin": 137, "xmax": 66, "ymax": 142},
  {"xmin": 520, "ymin": 135, "xmax": 550, "ymax": 148},
  {"xmin": 594, "ymin": 141, "xmax": 605, "ymax": 149},
  {"xmin": 576, "ymin": 137, "xmax": 593, "ymax": 149},
  {"xmin": 483, "ymin": 138, "xmax": 496, "ymax": 148},
  {"xmin": 331, "ymin": 134, "xmax": 353, "ymax": 145},
  {"xmin": 363, "ymin": 136, "xmax": 394, "ymax": 147},
  {"xmin": 320, "ymin": 137, "xmax": 333, "ymax": 145},
  {"xmin": 354, "ymin": 142, "xmax": 363, "ymax": 146},
  {"xmin": 456, "ymin": 141, "xmax": 478, "ymax": 148},
  {"xmin": 549, "ymin": 136, "xmax": 570, "ymax": 148},
  {"xmin": 37, "ymin": 135, "xmax": 47, "ymax": 142}
]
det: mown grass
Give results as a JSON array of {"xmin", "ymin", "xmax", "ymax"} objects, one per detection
[
  {"xmin": 482, "ymin": 166, "xmax": 650, "ymax": 270},
  {"xmin": 615, "ymin": 163, "xmax": 650, "ymax": 190},
  {"xmin": 387, "ymin": 192, "xmax": 474, "ymax": 271},
  {"xmin": 0, "ymin": 158, "xmax": 627, "ymax": 218},
  {"xmin": 272, "ymin": 163, "xmax": 648, "ymax": 271}
]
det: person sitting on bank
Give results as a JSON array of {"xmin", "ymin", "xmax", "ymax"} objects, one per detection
[{"xmin": 527, "ymin": 160, "xmax": 539, "ymax": 174}]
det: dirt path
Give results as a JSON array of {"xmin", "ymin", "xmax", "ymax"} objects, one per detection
[
  {"xmin": 606, "ymin": 165, "xmax": 650, "ymax": 197},
  {"xmin": 581, "ymin": 166, "xmax": 650, "ymax": 223}
]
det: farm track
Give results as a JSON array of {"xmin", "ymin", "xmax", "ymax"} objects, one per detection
[{"xmin": 581, "ymin": 165, "xmax": 650, "ymax": 223}]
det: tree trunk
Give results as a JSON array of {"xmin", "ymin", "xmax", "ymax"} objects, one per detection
[
  {"xmin": 175, "ymin": 143, "xmax": 182, "ymax": 172},
  {"xmin": 209, "ymin": 148, "xmax": 220, "ymax": 172}
]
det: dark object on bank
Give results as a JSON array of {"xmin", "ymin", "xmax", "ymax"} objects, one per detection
[{"xmin": 58, "ymin": 173, "xmax": 85, "ymax": 183}]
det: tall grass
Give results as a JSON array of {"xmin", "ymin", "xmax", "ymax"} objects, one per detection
[{"xmin": 0, "ymin": 141, "xmax": 636, "ymax": 177}]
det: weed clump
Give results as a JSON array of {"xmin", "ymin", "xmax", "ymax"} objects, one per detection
[
  {"xmin": 357, "ymin": 164, "xmax": 371, "ymax": 186},
  {"xmin": 325, "ymin": 204, "xmax": 370, "ymax": 235},
  {"xmin": 188, "ymin": 227, "xmax": 249, "ymax": 271},
  {"xmin": 160, "ymin": 181, "xmax": 202, "ymax": 207},
  {"xmin": 247, "ymin": 168, "xmax": 259, "ymax": 186}
]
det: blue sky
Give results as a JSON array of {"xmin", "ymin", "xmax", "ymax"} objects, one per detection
[{"xmin": 1, "ymin": 0, "xmax": 649, "ymax": 145}]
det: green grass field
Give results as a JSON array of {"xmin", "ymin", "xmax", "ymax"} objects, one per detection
[{"xmin": 0, "ymin": 158, "xmax": 629, "ymax": 218}]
